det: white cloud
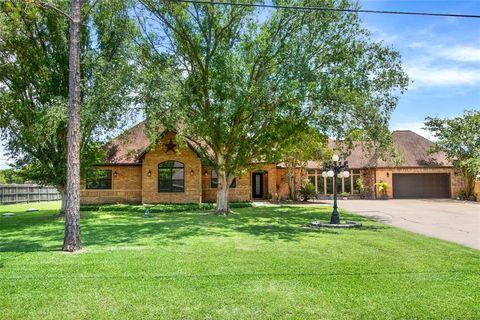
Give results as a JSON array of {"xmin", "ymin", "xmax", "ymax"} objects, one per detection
[
  {"xmin": 390, "ymin": 121, "xmax": 436, "ymax": 141},
  {"xmin": 406, "ymin": 65, "xmax": 480, "ymax": 87},
  {"xmin": 439, "ymin": 46, "xmax": 480, "ymax": 62}
]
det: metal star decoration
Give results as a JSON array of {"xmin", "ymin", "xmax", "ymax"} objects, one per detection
[{"xmin": 164, "ymin": 138, "xmax": 177, "ymax": 153}]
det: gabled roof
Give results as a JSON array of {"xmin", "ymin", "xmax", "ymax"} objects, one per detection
[
  {"xmin": 103, "ymin": 121, "xmax": 211, "ymax": 164},
  {"xmin": 281, "ymin": 130, "xmax": 450, "ymax": 169},
  {"xmin": 378, "ymin": 130, "xmax": 449, "ymax": 167},
  {"xmin": 104, "ymin": 122, "xmax": 151, "ymax": 164},
  {"xmin": 103, "ymin": 123, "xmax": 450, "ymax": 169}
]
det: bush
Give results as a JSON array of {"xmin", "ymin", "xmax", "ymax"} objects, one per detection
[
  {"xmin": 374, "ymin": 180, "xmax": 389, "ymax": 199},
  {"xmin": 298, "ymin": 182, "xmax": 317, "ymax": 202},
  {"xmin": 80, "ymin": 202, "xmax": 253, "ymax": 213}
]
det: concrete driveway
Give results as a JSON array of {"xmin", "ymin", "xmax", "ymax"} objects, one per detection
[{"xmin": 336, "ymin": 199, "xmax": 480, "ymax": 250}]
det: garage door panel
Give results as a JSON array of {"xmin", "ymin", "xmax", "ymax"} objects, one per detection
[{"xmin": 392, "ymin": 173, "xmax": 450, "ymax": 199}]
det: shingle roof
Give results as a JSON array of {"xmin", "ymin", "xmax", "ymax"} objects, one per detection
[
  {"xmin": 103, "ymin": 121, "xmax": 211, "ymax": 164},
  {"xmin": 104, "ymin": 122, "xmax": 151, "ymax": 164},
  {"xmin": 103, "ymin": 123, "xmax": 450, "ymax": 168},
  {"xmin": 378, "ymin": 130, "xmax": 449, "ymax": 167},
  {"xmin": 281, "ymin": 131, "xmax": 450, "ymax": 169}
]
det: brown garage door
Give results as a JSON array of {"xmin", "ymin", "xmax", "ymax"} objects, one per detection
[{"xmin": 392, "ymin": 173, "xmax": 450, "ymax": 199}]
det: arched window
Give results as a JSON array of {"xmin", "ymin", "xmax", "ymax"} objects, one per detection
[{"xmin": 158, "ymin": 161, "xmax": 184, "ymax": 192}]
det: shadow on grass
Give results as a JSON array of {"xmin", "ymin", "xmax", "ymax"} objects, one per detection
[{"xmin": 0, "ymin": 205, "xmax": 382, "ymax": 252}]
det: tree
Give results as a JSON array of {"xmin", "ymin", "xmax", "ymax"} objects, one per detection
[
  {"xmin": 276, "ymin": 128, "xmax": 329, "ymax": 200},
  {"xmin": 424, "ymin": 110, "xmax": 480, "ymax": 200},
  {"xmin": 0, "ymin": 169, "xmax": 25, "ymax": 184},
  {"xmin": 64, "ymin": 0, "xmax": 83, "ymax": 252},
  {"xmin": 0, "ymin": 0, "xmax": 136, "ymax": 250},
  {"xmin": 137, "ymin": 0, "xmax": 408, "ymax": 213}
]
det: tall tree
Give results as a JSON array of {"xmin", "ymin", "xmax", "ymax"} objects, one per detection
[
  {"xmin": 0, "ymin": 0, "xmax": 136, "ymax": 250},
  {"xmin": 137, "ymin": 0, "xmax": 408, "ymax": 213},
  {"xmin": 276, "ymin": 128, "xmax": 330, "ymax": 200},
  {"xmin": 424, "ymin": 110, "xmax": 480, "ymax": 200},
  {"xmin": 64, "ymin": 0, "xmax": 83, "ymax": 251}
]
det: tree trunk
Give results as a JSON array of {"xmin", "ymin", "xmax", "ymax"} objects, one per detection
[
  {"xmin": 216, "ymin": 182, "xmax": 229, "ymax": 214},
  {"xmin": 57, "ymin": 185, "xmax": 67, "ymax": 214},
  {"xmin": 286, "ymin": 158, "xmax": 297, "ymax": 201},
  {"xmin": 215, "ymin": 170, "xmax": 233, "ymax": 215},
  {"xmin": 63, "ymin": 0, "xmax": 82, "ymax": 252},
  {"xmin": 215, "ymin": 154, "xmax": 232, "ymax": 214},
  {"xmin": 462, "ymin": 169, "xmax": 475, "ymax": 199}
]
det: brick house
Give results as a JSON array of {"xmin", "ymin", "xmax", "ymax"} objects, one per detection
[{"xmin": 80, "ymin": 123, "xmax": 465, "ymax": 204}]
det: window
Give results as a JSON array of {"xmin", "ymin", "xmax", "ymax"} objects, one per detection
[
  {"xmin": 336, "ymin": 178, "xmax": 343, "ymax": 193},
  {"xmin": 86, "ymin": 170, "xmax": 112, "ymax": 189},
  {"xmin": 317, "ymin": 176, "xmax": 325, "ymax": 194},
  {"xmin": 158, "ymin": 161, "xmax": 184, "ymax": 192},
  {"xmin": 211, "ymin": 170, "xmax": 236, "ymax": 188},
  {"xmin": 326, "ymin": 177, "xmax": 333, "ymax": 194},
  {"xmin": 344, "ymin": 175, "xmax": 352, "ymax": 193},
  {"xmin": 353, "ymin": 175, "xmax": 362, "ymax": 194}
]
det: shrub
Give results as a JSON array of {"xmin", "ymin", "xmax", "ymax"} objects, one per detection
[
  {"xmin": 374, "ymin": 180, "xmax": 389, "ymax": 199},
  {"xmin": 80, "ymin": 202, "xmax": 253, "ymax": 213},
  {"xmin": 298, "ymin": 182, "xmax": 317, "ymax": 202}
]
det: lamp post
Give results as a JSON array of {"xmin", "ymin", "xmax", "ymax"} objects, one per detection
[{"xmin": 322, "ymin": 155, "xmax": 349, "ymax": 224}]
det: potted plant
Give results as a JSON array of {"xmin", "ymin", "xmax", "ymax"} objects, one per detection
[
  {"xmin": 340, "ymin": 192, "xmax": 350, "ymax": 200},
  {"xmin": 355, "ymin": 177, "xmax": 365, "ymax": 199},
  {"xmin": 298, "ymin": 182, "xmax": 318, "ymax": 202},
  {"xmin": 374, "ymin": 180, "xmax": 389, "ymax": 200}
]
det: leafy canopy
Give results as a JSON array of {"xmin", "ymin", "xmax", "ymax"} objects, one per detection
[
  {"xmin": 137, "ymin": 0, "xmax": 408, "ymax": 180},
  {"xmin": 0, "ymin": 0, "xmax": 137, "ymax": 187},
  {"xmin": 424, "ymin": 110, "xmax": 480, "ymax": 197}
]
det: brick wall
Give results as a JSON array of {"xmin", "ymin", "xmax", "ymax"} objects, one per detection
[
  {"xmin": 80, "ymin": 165, "xmax": 142, "ymax": 204},
  {"xmin": 201, "ymin": 166, "xmax": 251, "ymax": 202},
  {"xmin": 360, "ymin": 168, "xmax": 376, "ymax": 199},
  {"xmin": 142, "ymin": 131, "xmax": 202, "ymax": 203},
  {"xmin": 374, "ymin": 167, "xmax": 463, "ymax": 199},
  {"xmin": 275, "ymin": 167, "xmax": 304, "ymax": 200}
]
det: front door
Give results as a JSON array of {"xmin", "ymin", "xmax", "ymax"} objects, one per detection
[{"xmin": 252, "ymin": 173, "xmax": 263, "ymax": 199}]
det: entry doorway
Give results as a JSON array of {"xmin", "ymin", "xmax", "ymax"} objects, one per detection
[{"xmin": 252, "ymin": 172, "xmax": 264, "ymax": 199}]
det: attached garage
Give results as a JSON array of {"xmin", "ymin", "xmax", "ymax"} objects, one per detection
[{"xmin": 392, "ymin": 173, "xmax": 451, "ymax": 199}]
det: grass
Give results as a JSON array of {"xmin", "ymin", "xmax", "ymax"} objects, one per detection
[{"xmin": 0, "ymin": 201, "xmax": 479, "ymax": 319}]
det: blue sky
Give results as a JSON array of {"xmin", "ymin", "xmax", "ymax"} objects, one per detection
[
  {"xmin": 1, "ymin": 0, "xmax": 479, "ymax": 169},
  {"xmin": 360, "ymin": 0, "xmax": 480, "ymax": 137}
]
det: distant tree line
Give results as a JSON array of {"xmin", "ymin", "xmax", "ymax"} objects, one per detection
[{"xmin": 0, "ymin": 169, "xmax": 25, "ymax": 184}]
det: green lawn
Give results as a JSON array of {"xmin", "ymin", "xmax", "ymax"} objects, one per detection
[{"xmin": 1, "ymin": 201, "xmax": 479, "ymax": 319}]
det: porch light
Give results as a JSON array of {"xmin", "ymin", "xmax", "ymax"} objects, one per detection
[
  {"xmin": 190, "ymin": 169, "xmax": 194, "ymax": 176},
  {"xmin": 114, "ymin": 171, "xmax": 118, "ymax": 178},
  {"xmin": 332, "ymin": 154, "xmax": 339, "ymax": 162},
  {"xmin": 147, "ymin": 169, "xmax": 152, "ymax": 177}
]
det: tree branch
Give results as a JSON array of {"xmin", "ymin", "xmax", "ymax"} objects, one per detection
[{"xmin": 24, "ymin": 0, "xmax": 73, "ymax": 21}]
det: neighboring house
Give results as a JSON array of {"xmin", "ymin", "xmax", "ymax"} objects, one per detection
[{"xmin": 80, "ymin": 123, "xmax": 465, "ymax": 204}]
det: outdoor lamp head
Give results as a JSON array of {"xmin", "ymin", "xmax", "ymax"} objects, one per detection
[
  {"xmin": 332, "ymin": 154, "xmax": 339, "ymax": 162},
  {"xmin": 343, "ymin": 171, "xmax": 350, "ymax": 178},
  {"xmin": 337, "ymin": 172, "xmax": 344, "ymax": 178},
  {"xmin": 327, "ymin": 170, "xmax": 334, "ymax": 177},
  {"xmin": 322, "ymin": 171, "xmax": 328, "ymax": 178}
]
